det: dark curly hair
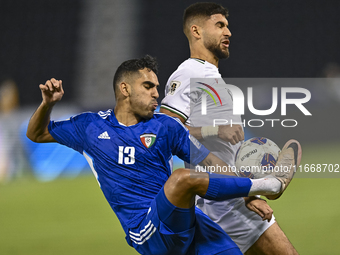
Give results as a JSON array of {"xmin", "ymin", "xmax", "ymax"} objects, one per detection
[
  {"xmin": 183, "ymin": 2, "xmax": 228, "ymax": 34},
  {"xmin": 113, "ymin": 55, "xmax": 158, "ymax": 95}
]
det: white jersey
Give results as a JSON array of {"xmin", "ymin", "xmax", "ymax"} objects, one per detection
[
  {"xmin": 162, "ymin": 58, "xmax": 220, "ymax": 124},
  {"xmin": 161, "ymin": 58, "xmax": 275, "ymax": 253},
  {"xmin": 161, "ymin": 58, "xmax": 241, "ymax": 167}
]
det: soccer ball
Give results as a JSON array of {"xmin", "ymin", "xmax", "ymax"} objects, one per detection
[{"xmin": 235, "ymin": 137, "xmax": 281, "ymax": 179}]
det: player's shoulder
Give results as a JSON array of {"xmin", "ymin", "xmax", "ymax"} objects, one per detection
[
  {"xmin": 70, "ymin": 109, "xmax": 113, "ymax": 122},
  {"xmin": 96, "ymin": 109, "xmax": 114, "ymax": 120},
  {"xmin": 165, "ymin": 59, "xmax": 207, "ymax": 94},
  {"xmin": 153, "ymin": 112, "xmax": 178, "ymax": 123},
  {"xmin": 173, "ymin": 58, "xmax": 207, "ymax": 78},
  {"xmin": 168, "ymin": 58, "xmax": 220, "ymax": 83}
]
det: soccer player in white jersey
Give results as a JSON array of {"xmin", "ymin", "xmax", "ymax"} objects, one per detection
[{"xmin": 161, "ymin": 3, "xmax": 298, "ymax": 254}]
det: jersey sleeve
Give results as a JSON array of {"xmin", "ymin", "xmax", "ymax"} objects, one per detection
[
  {"xmin": 166, "ymin": 116, "xmax": 210, "ymax": 165},
  {"xmin": 161, "ymin": 67, "xmax": 199, "ymax": 123},
  {"xmin": 48, "ymin": 113, "xmax": 91, "ymax": 154}
]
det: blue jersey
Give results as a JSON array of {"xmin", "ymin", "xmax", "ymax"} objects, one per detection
[{"xmin": 48, "ymin": 110, "xmax": 209, "ymax": 235}]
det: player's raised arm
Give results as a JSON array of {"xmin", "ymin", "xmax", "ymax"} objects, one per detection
[{"xmin": 26, "ymin": 78, "xmax": 64, "ymax": 143}]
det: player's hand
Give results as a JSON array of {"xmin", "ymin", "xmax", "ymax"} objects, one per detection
[
  {"xmin": 39, "ymin": 78, "xmax": 64, "ymax": 106},
  {"xmin": 218, "ymin": 125, "xmax": 244, "ymax": 145},
  {"xmin": 244, "ymin": 196, "xmax": 273, "ymax": 222}
]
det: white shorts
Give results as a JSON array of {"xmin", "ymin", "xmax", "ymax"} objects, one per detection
[{"xmin": 196, "ymin": 197, "xmax": 276, "ymax": 254}]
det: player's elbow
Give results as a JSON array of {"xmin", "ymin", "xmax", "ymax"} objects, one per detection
[
  {"xmin": 26, "ymin": 130, "xmax": 39, "ymax": 142},
  {"xmin": 26, "ymin": 129, "xmax": 49, "ymax": 143},
  {"xmin": 26, "ymin": 124, "xmax": 54, "ymax": 143}
]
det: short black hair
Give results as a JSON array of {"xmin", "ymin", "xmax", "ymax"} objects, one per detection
[
  {"xmin": 183, "ymin": 2, "xmax": 228, "ymax": 32},
  {"xmin": 113, "ymin": 55, "xmax": 158, "ymax": 95}
]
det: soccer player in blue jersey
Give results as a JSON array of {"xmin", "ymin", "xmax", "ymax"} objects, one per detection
[{"xmin": 27, "ymin": 55, "xmax": 302, "ymax": 255}]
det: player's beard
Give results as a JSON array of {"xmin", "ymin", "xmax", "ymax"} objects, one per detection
[
  {"xmin": 130, "ymin": 95, "xmax": 155, "ymax": 120},
  {"xmin": 204, "ymin": 37, "xmax": 230, "ymax": 59},
  {"xmin": 135, "ymin": 104, "xmax": 154, "ymax": 120}
]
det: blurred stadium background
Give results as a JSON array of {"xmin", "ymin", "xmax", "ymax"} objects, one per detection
[{"xmin": 0, "ymin": 0, "xmax": 340, "ymax": 254}]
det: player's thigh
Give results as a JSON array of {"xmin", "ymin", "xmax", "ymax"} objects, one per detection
[
  {"xmin": 164, "ymin": 168, "xmax": 209, "ymax": 208},
  {"xmin": 194, "ymin": 208, "xmax": 242, "ymax": 255},
  {"xmin": 197, "ymin": 197, "xmax": 276, "ymax": 253},
  {"xmin": 245, "ymin": 222, "xmax": 298, "ymax": 255}
]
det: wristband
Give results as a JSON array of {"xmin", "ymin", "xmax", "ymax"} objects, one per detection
[{"xmin": 201, "ymin": 126, "xmax": 219, "ymax": 139}]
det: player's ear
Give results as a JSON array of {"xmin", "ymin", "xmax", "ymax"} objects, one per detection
[
  {"xmin": 191, "ymin": 25, "xmax": 201, "ymax": 39},
  {"xmin": 119, "ymin": 82, "xmax": 130, "ymax": 97}
]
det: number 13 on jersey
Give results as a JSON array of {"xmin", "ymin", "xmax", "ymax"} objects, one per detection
[{"xmin": 118, "ymin": 146, "xmax": 135, "ymax": 164}]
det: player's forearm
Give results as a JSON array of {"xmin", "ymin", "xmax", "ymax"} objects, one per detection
[
  {"xmin": 199, "ymin": 152, "xmax": 237, "ymax": 176},
  {"xmin": 189, "ymin": 127, "xmax": 203, "ymax": 140},
  {"xmin": 26, "ymin": 102, "xmax": 55, "ymax": 143},
  {"xmin": 192, "ymin": 125, "xmax": 244, "ymax": 145}
]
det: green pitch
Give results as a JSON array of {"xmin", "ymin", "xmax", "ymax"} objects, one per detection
[
  {"xmin": 0, "ymin": 176, "xmax": 139, "ymax": 255},
  {"xmin": 1, "ymin": 142, "xmax": 339, "ymax": 254},
  {"xmin": 267, "ymin": 142, "xmax": 340, "ymax": 254}
]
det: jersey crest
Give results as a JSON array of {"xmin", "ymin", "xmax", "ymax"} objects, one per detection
[
  {"xmin": 140, "ymin": 133, "xmax": 156, "ymax": 148},
  {"xmin": 168, "ymin": 81, "xmax": 181, "ymax": 95}
]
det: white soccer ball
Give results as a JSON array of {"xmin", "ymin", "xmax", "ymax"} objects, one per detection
[{"xmin": 235, "ymin": 137, "xmax": 281, "ymax": 179}]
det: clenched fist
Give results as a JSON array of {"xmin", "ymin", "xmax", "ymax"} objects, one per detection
[
  {"xmin": 39, "ymin": 78, "xmax": 64, "ymax": 106},
  {"xmin": 218, "ymin": 124, "xmax": 244, "ymax": 145}
]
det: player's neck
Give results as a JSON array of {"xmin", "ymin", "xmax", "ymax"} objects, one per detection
[
  {"xmin": 190, "ymin": 45, "xmax": 219, "ymax": 67},
  {"xmin": 114, "ymin": 104, "xmax": 140, "ymax": 126}
]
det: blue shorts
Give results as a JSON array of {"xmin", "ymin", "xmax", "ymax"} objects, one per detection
[{"xmin": 126, "ymin": 187, "xmax": 242, "ymax": 255}]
